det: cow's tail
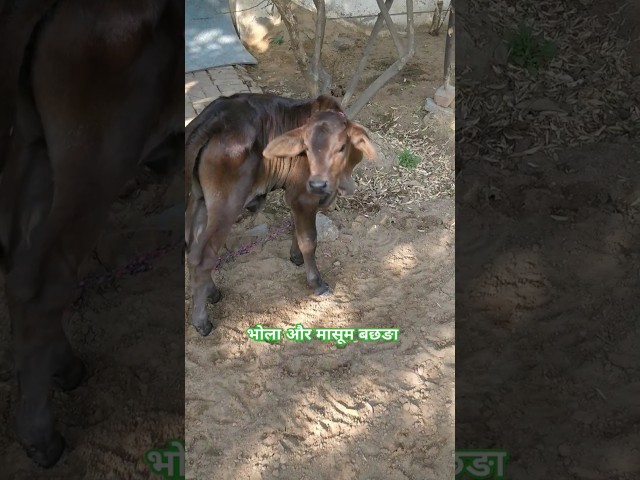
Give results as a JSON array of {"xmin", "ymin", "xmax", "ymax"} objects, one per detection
[{"xmin": 184, "ymin": 106, "xmax": 224, "ymax": 259}]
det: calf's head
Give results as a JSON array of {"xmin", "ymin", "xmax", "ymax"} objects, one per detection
[{"xmin": 263, "ymin": 111, "xmax": 376, "ymax": 198}]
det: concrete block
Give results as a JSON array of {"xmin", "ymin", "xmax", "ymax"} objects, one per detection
[
  {"xmin": 192, "ymin": 70, "xmax": 211, "ymax": 83},
  {"xmin": 185, "ymin": 102, "xmax": 196, "ymax": 118},
  {"xmin": 186, "ymin": 87, "xmax": 208, "ymax": 101},
  {"xmin": 200, "ymin": 82, "xmax": 221, "ymax": 98},
  {"xmin": 433, "ymin": 85, "xmax": 455, "ymax": 108},
  {"xmin": 192, "ymin": 96, "xmax": 219, "ymax": 109},
  {"xmin": 221, "ymin": 89, "xmax": 247, "ymax": 95},
  {"xmin": 214, "ymin": 79, "xmax": 246, "ymax": 89},
  {"xmin": 424, "ymin": 98, "xmax": 454, "ymax": 116}
]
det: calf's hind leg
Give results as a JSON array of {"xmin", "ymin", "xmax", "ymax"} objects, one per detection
[
  {"xmin": 186, "ymin": 192, "xmax": 246, "ymax": 337},
  {"xmin": 186, "ymin": 193, "xmax": 222, "ymax": 307},
  {"xmin": 186, "ymin": 202, "xmax": 227, "ymax": 336}
]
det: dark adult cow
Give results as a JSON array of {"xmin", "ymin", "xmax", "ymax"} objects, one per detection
[
  {"xmin": 0, "ymin": 0, "xmax": 183, "ymax": 468},
  {"xmin": 185, "ymin": 93, "xmax": 376, "ymax": 337}
]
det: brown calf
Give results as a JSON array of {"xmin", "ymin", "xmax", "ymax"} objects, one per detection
[
  {"xmin": 0, "ymin": 0, "xmax": 183, "ymax": 467},
  {"xmin": 185, "ymin": 93, "xmax": 376, "ymax": 337}
]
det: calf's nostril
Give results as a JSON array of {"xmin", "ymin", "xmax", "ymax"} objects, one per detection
[{"xmin": 308, "ymin": 180, "xmax": 327, "ymax": 190}]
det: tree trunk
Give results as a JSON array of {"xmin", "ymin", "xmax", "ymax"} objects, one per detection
[
  {"xmin": 430, "ymin": 0, "xmax": 443, "ymax": 35},
  {"xmin": 342, "ymin": 0, "xmax": 395, "ymax": 107},
  {"xmin": 443, "ymin": 3, "xmax": 454, "ymax": 88},
  {"xmin": 271, "ymin": 0, "xmax": 331, "ymax": 96},
  {"xmin": 310, "ymin": 0, "xmax": 327, "ymax": 96},
  {"xmin": 346, "ymin": 0, "xmax": 415, "ymax": 118},
  {"xmin": 272, "ymin": 0, "xmax": 416, "ymax": 119}
]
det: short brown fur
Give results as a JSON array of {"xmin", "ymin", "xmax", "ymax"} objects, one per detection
[
  {"xmin": 185, "ymin": 93, "xmax": 376, "ymax": 336},
  {"xmin": 0, "ymin": 0, "xmax": 183, "ymax": 467}
]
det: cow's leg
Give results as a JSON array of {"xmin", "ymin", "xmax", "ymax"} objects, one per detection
[
  {"xmin": 7, "ymin": 249, "xmax": 89, "ymax": 467},
  {"xmin": 289, "ymin": 201, "xmax": 330, "ymax": 295},
  {"xmin": 289, "ymin": 213, "xmax": 304, "ymax": 266},
  {"xmin": 187, "ymin": 199, "xmax": 242, "ymax": 336},
  {"xmin": 186, "ymin": 193, "xmax": 222, "ymax": 306},
  {"xmin": 6, "ymin": 193, "xmax": 118, "ymax": 465},
  {"xmin": 0, "ymin": 124, "xmax": 87, "ymax": 469},
  {"xmin": 187, "ymin": 242, "xmax": 226, "ymax": 337},
  {"xmin": 9, "ymin": 306, "xmax": 71, "ymax": 468},
  {"xmin": 187, "ymin": 256, "xmax": 218, "ymax": 337},
  {"xmin": 186, "ymin": 163, "xmax": 252, "ymax": 336},
  {"xmin": 186, "ymin": 194, "xmax": 222, "ymax": 337},
  {"xmin": 1, "ymin": 0, "xmax": 182, "ymax": 467},
  {"xmin": 6, "ymin": 67, "xmax": 179, "ymax": 472}
]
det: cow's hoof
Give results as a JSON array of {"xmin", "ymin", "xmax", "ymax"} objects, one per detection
[
  {"xmin": 54, "ymin": 358, "xmax": 87, "ymax": 392},
  {"xmin": 194, "ymin": 321, "xmax": 214, "ymax": 337},
  {"xmin": 208, "ymin": 289, "xmax": 223, "ymax": 304},
  {"xmin": 314, "ymin": 283, "xmax": 331, "ymax": 296},
  {"xmin": 290, "ymin": 252, "xmax": 304, "ymax": 266},
  {"xmin": 22, "ymin": 431, "xmax": 66, "ymax": 468}
]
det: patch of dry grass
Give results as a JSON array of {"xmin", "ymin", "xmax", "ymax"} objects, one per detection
[{"xmin": 342, "ymin": 109, "xmax": 454, "ymax": 214}]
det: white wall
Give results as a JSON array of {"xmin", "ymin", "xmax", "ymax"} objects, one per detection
[{"xmin": 292, "ymin": 0, "xmax": 450, "ymax": 28}]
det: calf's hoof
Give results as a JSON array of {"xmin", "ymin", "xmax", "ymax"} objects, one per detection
[
  {"xmin": 208, "ymin": 289, "xmax": 223, "ymax": 305},
  {"xmin": 195, "ymin": 321, "xmax": 214, "ymax": 337},
  {"xmin": 314, "ymin": 283, "xmax": 331, "ymax": 296},
  {"xmin": 54, "ymin": 358, "xmax": 87, "ymax": 392},
  {"xmin": 192, "ymin": 310, "xmax": 214, "ymax": 336},
  {"xmin": 290, "ymin": 252, "xmax": 304, "ymax": 266},
  {"xmin": 21, "ymin": 430, "xmax": 66, "ymax": 468}
]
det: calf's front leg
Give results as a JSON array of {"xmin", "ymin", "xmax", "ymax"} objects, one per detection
[
  {"xmin": 289, "ymin": 213, "xmax": 304, "ymax": 266},
  {"xmin": 290, "ymin": 203, "xmax": 330, "ymax": 296}
]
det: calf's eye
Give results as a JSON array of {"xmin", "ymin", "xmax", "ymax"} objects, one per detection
[{"xmin": 339, "ymin": 143, "xmax": 346, "ymax": 153}]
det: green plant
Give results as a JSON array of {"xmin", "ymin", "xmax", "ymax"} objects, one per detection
[
  {"xmin": 398, "ymin": 148, "xmax": 421, "ymax": 169},
  {"xmin": 269, "ymin": 33, "xmax": 285, "ymax": 45},
  {"xmin": 506, "ymin": 24, "xmax": 556, "ymax": 73}
]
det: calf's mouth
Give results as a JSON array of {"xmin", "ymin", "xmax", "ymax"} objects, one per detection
[{"xmin": 318, "ymin": 190, "xmax": 338, "ymax": 208}]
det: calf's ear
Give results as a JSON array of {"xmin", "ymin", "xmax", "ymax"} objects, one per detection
[
  {"xmin": 347, "ymin": 123, "xmax": 377, "ymax": 161},
  {"xmin": 263, "ymin": 127, "xmax": 306, "ymax": 158}
]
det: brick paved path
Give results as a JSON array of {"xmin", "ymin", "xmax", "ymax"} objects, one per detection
[{"xmin": 184, "ymin": 65, "xmax": 262, "ymax": 126}]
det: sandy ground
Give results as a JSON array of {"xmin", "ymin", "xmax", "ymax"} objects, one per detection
[
  {"xmin": 185, "ymin": 9, "xmax": 455, "ymax": 480},
  {"xmin": 186, "ymin": 198, "xmax": 454, "ymax": 480},
  {"xmin": 456, "ymin": 0, "xmax": 640, "ymax": 478},
  {"xmin": 0, "ymin": 170, "xmax": 184, "ymax": 479},
  {"xmin": 457, "ymin": 143, "xmax": 640, "ymax": 479}
]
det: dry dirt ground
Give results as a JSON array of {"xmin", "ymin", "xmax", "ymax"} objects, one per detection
[
  {"xmin": 0, "ymin": 170, "xmax": 184, "ymax": 479},
  {"xmin": 457, "ymin": 0, "xmax": 640, "ymax": 478},
  {"xmin": 458, "ymin": 143, "xmax": 640, "ymax": 479},
  {"xmin": 185, "ymin": 7, "xmax": 455, "ymax": 480}
]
